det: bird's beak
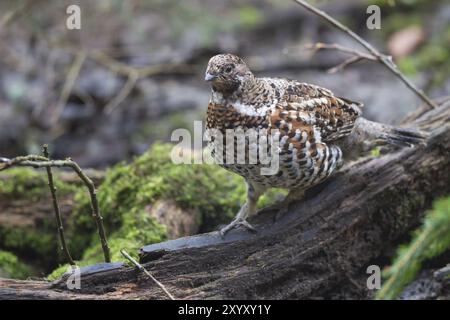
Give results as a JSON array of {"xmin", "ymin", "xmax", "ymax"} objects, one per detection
[{"xmin": 204, "ymin": 72, "xmax": 217, "ymax": 82}]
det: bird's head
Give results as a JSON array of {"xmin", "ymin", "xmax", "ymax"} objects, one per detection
[{"xmin": 205, "ymin": 54, "xmax": 253, "ymax": 95}]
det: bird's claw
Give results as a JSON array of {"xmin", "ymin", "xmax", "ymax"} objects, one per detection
[{"xmin": 219, "ymin": 218, "xmax": 257, "ymax": 238}]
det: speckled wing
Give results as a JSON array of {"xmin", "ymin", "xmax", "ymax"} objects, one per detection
[
  {"xmin": 277, "ymin": 81, "xmax": 362, "ymax": 142},
  {"xmin": 268, "ymin": 82, "xmax": 362, "ymax": 187}
]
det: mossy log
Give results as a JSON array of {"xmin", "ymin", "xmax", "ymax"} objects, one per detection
[
  {"xmin": 0, "ymin": 101, "xmax": 449, "ymax": 299},
  {"xmin": 0, "ymin": 169, "xmax": 104, "ymax": 232}
]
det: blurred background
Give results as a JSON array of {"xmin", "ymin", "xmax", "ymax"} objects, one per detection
[{"xmin": 0, "ymin": 0, "xmax": 448, "ymax": 167}]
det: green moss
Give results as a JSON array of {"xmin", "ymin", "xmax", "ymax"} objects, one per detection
[
  {"xmin": 0, "ymin": 250, "xmax": 32, "ymax": 279},
  {"xmin": 397, "ymin": 30, "xmax": 450, "ymax": 79},
  {"xmin": 0, "ymin": 167, "xmax": 78, "ymax": 201},
  {"xmin": 377, "ymin": 197, "xmax": 450, "ymax": 299},
  {"xmin": 0, "ymin": 227, "xmax": 56, "ymax": 258},
  {"xmin": 1, "ymin": 144, "xmax": 283, "ymax": 279},
  {"xmin": 68, "ymin": 143, "xmax": 246, "ymax": 254},
  {"xmin": 371, "ymin": 1, "xmax": 450, "ymax": 89},
  {"xmin": 370, "ymin": 147, "xmax": 381, "ymax": 157},
  {"xmin": 0, "ymin": 168, "xmax": 86, "ymax": 274},
  {"xmin": 48, "ymin": 143, "xmax": 284, "ymax": 278}
]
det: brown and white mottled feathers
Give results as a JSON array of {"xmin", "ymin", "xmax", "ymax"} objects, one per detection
[
  {"xmin": 207, "ymin": 88, "xmax": 358, "ymax": 188},
  {"xmin": 204, "ymin": 53, "xmax": 427, "ymax": 236},
  {"xmin": 204, "ymin": 53, "xmax": 423, "ymax": 190},
  {"xmin": 265, "ymin": 81, "xmax": 362, "ymax": 188}
]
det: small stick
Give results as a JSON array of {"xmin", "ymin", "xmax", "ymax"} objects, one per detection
[
  {"xmin": 327, "ymin": 55, "xmax": 364, "ymax": 74},
  {"xmin": 307, "ymin": 43, "xmax": 378, "ymax": 62},
  {"xmin": 42, "ymin": 145, "xmax": 75, "ymax": 265},
  {"xmin": 0, "ymin": 0, "xmax": 34, "ymax": 31},
  {"xmin": 87, "ymin": 49, "xmax": 195, "ymax": 79},
  {"xmin": 0, "ymin": 156, "xmax": 111, "ymax": 263},
  {"xmin": 305, "ymin": 43, "xmax": 377, "ymax": 74},
  {"xmin": 120, "ymin": 249, "xmax": 175, "ymax": 300},
  {"xmin": 104, "ymin": 70, "xmax": 139, "ymax": 114},
  {"xmin": 51, "ymin": 51, "xmax": 86, "ymax": 124},
  {"xmin": 292, "ymin": 0, "xmax": 437, "ymax": 109}
]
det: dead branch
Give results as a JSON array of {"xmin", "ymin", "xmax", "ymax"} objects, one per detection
[
  {"xmin": 305, "ymin": 42, "xmax": 377, "ymax": 74},
  {"xmin": 0, "ymin": 155, "xmax": 111, "ymax": 263},
  {"xmin": 51, "ymin": 46, "xmax": 195, "ymax": 115},
  {"xmin": 120, "ymin": 249, "xmax": 175, "ymax": 300},
  {"xmin": 42, "ymin": 145, "xmax": 75, "ymax": 266},
  {"xmin": 292, "ymin": 0, "xmax": 437, "ymax": 109},
  {"xmin": 51, "ymin": 52, "xmax": 86, "ymax": 124},
  {"xmin": 0, "ymin": 0, "xmax": 34, "ymax": 31},
  {"xmin": 104, "ymin": 70, "xmax": 139, "ymax": 114},
  {"xmin": 86, "ymin": 49, "xmax": 195, "ymax": 79}
]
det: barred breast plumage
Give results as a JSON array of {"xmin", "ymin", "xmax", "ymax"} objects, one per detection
[
  {"xmin": 206, "ymin": 76, "xmax": 361, "ymax": 189},
  {"xmin": 204, "ymin": 53, "xmax": 424, "ymax": 236}
]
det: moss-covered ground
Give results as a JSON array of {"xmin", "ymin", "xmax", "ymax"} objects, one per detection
[{"xmin": 0, "ymin": 143, "xmax": 285, "ymax": 280}]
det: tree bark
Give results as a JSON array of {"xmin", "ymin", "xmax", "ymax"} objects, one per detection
[{"xmin": 1, "ymin": 101, "xmax": 449, "ymax": 300}]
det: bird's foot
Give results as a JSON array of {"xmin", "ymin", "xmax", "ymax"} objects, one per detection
[{"xmin": 219, "ymin": 218, "xmax": 257, "ymax": 238}]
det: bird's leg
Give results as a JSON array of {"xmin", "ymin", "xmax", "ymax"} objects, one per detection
[{"xmin": 219, "ymin": 182, "xmax": 264, "ymax": 237}]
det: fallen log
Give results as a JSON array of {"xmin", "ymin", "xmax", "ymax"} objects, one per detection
[{"xmin": 0, "ymin": 100, "xmax": 449, "ymax": 299}]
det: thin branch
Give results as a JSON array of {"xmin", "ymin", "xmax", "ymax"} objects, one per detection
[
  {"xmin": 120, "ymin": 249, "xmax": 175, "ymax": 300},
  {"xmin": 42, "ymin": 145, "xmax": 75, "ymax": 266},
  {"xmin": 87, "ymin": 49, "xmax": 195, "ymax": 79},
  {"xmin": 292, "ymin": 0, "xmax": 437, "ymax": 109},
  {"xmin": 306, "ymin": 42, "xmax": 377, "ymax": 74},
  {"xmin": 0, "ymin": 0, "xmax": 34, "ymax": 31},
  {"xmin": 55, "ymin": 47, "xmax": 194, "ymax": 115},
  {"xmin": 20, "ymin": 29, "xmax": 195, "ymax": 117},
  {"xmin": 51, "ymin": 51, "xmax": 86, "ymax": 124},
  {"xmin": 327, "ymin": 55, "xmax": 364, "ymax": 74},
  {"xmin": 104, "ymin": 70, "xmax": 139, "ymax": 115},
  {"xmin": 307, "ymin": 43, "xmax": 378, "ymax": 61},
  {"xmin": 0, "ymin": 156, "xmax": 111, "ymax": 263}
]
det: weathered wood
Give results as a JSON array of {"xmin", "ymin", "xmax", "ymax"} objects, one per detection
[{"xmin": 1, "ymin": 101, "xmax": 449, "ymax": 300}]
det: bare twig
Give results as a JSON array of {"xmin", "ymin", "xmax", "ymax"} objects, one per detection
[
  {"xmin": 0, "ymin": 0, "xmax": 34, "ymax": 31},
  {"xmin": 327, "ymin": 55, "xmax": 363, "ymax": 74},
  {"xmin": 306, "ymin": 42, "xmax": 377, "ymax": 74},
  {"xmin": 292, "ymin": 0, "xmax": 437, "ymax": 109},
  {"xmin": 55, "ymin": 47, "xmax": 194, "ymax": 115},
  {"xmin": 0, "ymin": 155, "xmax": 111, "ymax": 263},
  {"xmin": 86, "ymin": 49, "xmax": 195, "ymax": 79},
  {"xmin": 120, "ymin": 249, "xmax": 175, "ymax": 300},
  {"xmin": 51, "ymin": 51, "xmax": 86, "ymax": 124},
  {"xmin": 17, "ymin": 29, "xmax": 195, "ymax": 117},
  {"xmin": 42, "ymin": 145, "xmax": 75, "ymax": 266},
  {"xmin": 307, "ymin": 43, "xmax": 378, "ymax": 61},
  {"xmin": 104, "ymin": 70, "xmax": 139, "ymax": 114}
]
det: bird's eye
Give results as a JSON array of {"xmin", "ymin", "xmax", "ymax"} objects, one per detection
[{"xmin": 225, "ymin": 66, "xmax": 233, "ymax": 73}]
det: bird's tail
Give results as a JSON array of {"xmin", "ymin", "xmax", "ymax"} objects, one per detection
[
  {"xmin": 359, "ymin": 118, "xmax": 426, "ymax": 147},
  {"xmin": 341, "ymin": 117, "xmax": 427, "ymax": 159}
]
